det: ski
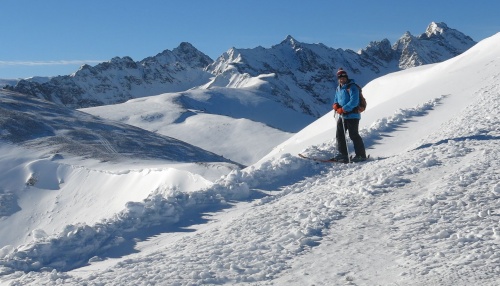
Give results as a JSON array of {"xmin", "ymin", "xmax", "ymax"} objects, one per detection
[
  {"xmin": 297, "ymin": 153, "xmax": 347, "ymax": 163},
  {"xmin": 298, "ymin": 153, "xmax": 371, "ymax": 163},
  {"xmin": 349, "ymin": 154, "xmax": 371, "ymax": 163}
]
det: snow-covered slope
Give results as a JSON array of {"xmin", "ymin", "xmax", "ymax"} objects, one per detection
[
  {"xmin": 0, "ymin": 90, "xmax": 235, "ymax": 165},
  {"xmin": 81, "ymin": 86, "xmax": 315, "ymax": 165},
  {"xmin": 0, "ymin": 89, "xmax": 240, "ymax": 252},
  {"xmin": 0, "ymin": 31, "xmax": 498, "ymax": 286}
]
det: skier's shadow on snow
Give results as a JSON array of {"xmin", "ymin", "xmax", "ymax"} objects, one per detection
[
  {"xmin": 412, "ymin": 134, "xmax": 500, "ymax": 150},
  {"xmin": 362, "ymin": 120, "xmax": 416, "ymax": 152}
]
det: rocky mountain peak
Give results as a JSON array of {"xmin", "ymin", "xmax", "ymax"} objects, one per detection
[
  {"xmin": 425, "ymin": 21, "xmax": 448, "ymax": 37},
  {"xmin": 360, "ymin": 39, "xmax": 394, "ymax": 62},
  {"xmin": 392, "ymin": 22, "xmax": 475, "ymax": 69},
  {"xmin": 172, "ymin": 42, "xmax": 214, "ymax": 68},
  {"xmin": 275, "ymin": 35, "xmax": 303, "ymax": 51}
]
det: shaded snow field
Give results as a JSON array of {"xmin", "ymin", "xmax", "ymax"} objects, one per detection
[{"xmin": 0, "ymin": 34, "xmax": 499, "ymax": 285}]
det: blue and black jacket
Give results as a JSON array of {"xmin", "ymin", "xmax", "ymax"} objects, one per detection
[{"xmin": 333, "ymin": 79, "xmax": 361, "ymax": 119}]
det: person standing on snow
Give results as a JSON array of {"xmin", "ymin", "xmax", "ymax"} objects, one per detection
[{"xmin": 332, "ymin": 68, "xmax": 367, "ymax": 162}]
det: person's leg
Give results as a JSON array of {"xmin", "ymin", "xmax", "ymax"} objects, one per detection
[
  {"xmin": 345, "ymin": 119, "xmax": 366, "ymax": 158},
  {"xmin": 336, "ymin": 118, "xmax": 348, "ymax": 156}
]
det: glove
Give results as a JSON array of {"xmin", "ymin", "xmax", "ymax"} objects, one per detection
[
  {"xmin": 332, "ymin": 103, "xmax": 340, "ymax": 111},
  {"xmin": 336, "ymin": 107, "xmax": 345, "ymax": 115}
]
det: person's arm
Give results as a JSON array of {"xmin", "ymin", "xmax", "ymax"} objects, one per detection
[{"xmin": 342, "ymin": 84, "xmax": 359, "ymax": 112}]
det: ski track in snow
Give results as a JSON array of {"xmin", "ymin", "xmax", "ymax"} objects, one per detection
[
  {"xmin": 273, "ymin": 140, "xmax": 499, "ymax": 286},
  {"xmin": 95, "ymin": 134, "xmax": 118, "ymax": 154}
]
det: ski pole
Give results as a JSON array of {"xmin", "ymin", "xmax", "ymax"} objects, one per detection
[{"xmin": 341, "ymin": 115, "xmax": 351, "ymax": 163}]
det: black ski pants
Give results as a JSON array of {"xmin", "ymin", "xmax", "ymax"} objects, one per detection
[{"xmin": 336, "ymin": 117, "xmax": 366, "ymax": 158}]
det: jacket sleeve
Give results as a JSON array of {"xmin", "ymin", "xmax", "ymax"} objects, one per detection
[
  {"xmin": 343, "ymin": 84, "xmax": 360, "ymax": 112},
  {"xmin": 333, "ymin": 86, "xmax": 339, "ymax": 104}
]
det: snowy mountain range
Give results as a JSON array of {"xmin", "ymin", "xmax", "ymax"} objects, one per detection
[
  {"xmin": 6, "ymin": 42, "xmax": 213, "ymax": 109},
  {"xmin": 0, "ymin": 26, "xmax": 498, "ymax": 286},
  {"xmin": 0, "ymin": 22, "xmax": 477, "ymax": 166},
  {"xmin": 6, "ymin": 22, "xmax": 475, "ymax": 118}
]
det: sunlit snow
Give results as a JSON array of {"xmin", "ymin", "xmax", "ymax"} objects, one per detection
[{"xmin": 0, "ymin": 33, "xmax": 499, "ymax": 286}]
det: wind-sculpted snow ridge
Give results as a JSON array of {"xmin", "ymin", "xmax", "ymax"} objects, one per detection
[
  {"xmin": 0, "ymin": 183, "xmax": 244, "ymax": 273},
  {"xmin": 0, "ymin": 96, "xmax": 451, "ymax": 275}
]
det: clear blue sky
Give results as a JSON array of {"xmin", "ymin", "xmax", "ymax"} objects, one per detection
[{"xmin": 1, "ymin": 0, "xmax": 499, "ymax": 79}]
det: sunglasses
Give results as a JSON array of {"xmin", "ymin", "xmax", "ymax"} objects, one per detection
[{"xmin": 337, "ymin": 74, "xmax": 347, "ymax": 78}]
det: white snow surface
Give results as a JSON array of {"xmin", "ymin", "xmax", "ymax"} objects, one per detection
[
  {"xmin": 0, "ymin": 33, "xmax": 499, "ymax": 286},
  {"xmin": 81, "ymin": 86, "xmax": 312, "ymax": 166}
]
